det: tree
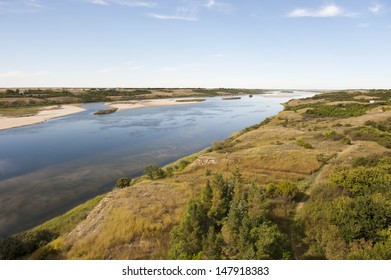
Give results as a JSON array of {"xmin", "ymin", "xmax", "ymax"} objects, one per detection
[
  {"xmin": 115, "ymin": 177, "xmax": 131, "ymax": 189},
  {"xmin": 144, "ymin": 164, "xmax": 165, "ymax": 180},
  {"xmin": 169, "ymin": 200, "xmax": 208, "ymax": 259}
]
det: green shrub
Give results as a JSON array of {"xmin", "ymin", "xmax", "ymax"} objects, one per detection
[
  {"xmin": 296, "ymin": 139, "xmax": 313, "ymax": 149},
  {"xmin": 115, "ymin": 177, "xmax": 131, "ymax": 189},
  {"xmin": 0, "ymin": 230, "xmax": 57, "ymax": 260},
  {"xmin": 144, "ymin": 164, "xmax": 165, "ymax": 180}
]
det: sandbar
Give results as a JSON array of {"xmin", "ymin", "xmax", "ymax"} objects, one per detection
[
  {"xmin": 108, "ymin": 98, "xmax": 204, "ymax": 110},
  {"xmin": 0, "ymin": 105, "xmax": 86, "ymax": 131}
]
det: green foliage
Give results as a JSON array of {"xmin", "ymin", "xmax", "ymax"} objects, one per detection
[
  {"xmin": 239, "ymin": 118, "xmax": 272, "ymax": 135},
  {"xmin": 300, "ymin": 155, "xmax": 391, "ymax": 259},
  {"xmin": 178, "ymin": 160, "xmax": 190, "ymax": 171},
  {"xmin": 305, "ymin": 104, "xmax": 370, "ymax": 118},
  {"xmin": 276, "ymin": 181, "xmax": 299, "ymax": 199},
  {"xmin": 115, "ymin": 177, "xmax": 131, "ymax": 189},
  {"xmin": 169, "ymin": 172, "xmax": 289, "ymax": 260},
  {"xmin": 296, "ymin": 139, "xmax": 313, "ymax": 149},
  {"xmin": 331, "ymin": 166, "xmax": 390, "ymax": 196},
  {"xmin": 211, "ymin": 139, "xmax": 234, "ymax": 152},
  {"xmin": 144, "ymin": 164, "xmax": 165, "ymax": 180},
  {"xmin": 347, "ymin": 118, "xmax": 391, "ymax": 148},
  {"xmin": 0, "ymin": 230, "xmax": 57, "ymax": 260}
]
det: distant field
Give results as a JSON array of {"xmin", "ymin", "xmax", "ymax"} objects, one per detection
[{"xmin": 0, "ymin": 88, "xmax": 267, "ymax": 109}]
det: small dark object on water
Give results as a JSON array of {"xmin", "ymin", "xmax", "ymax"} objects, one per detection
[{"xmin": 94, "ymin": 107, "xmax": 118, "ymax": 115}]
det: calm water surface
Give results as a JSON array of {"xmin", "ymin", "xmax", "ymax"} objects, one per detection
[{"xmin": 0, "ymin": 92, "xmax": 315, "ymax": 237}]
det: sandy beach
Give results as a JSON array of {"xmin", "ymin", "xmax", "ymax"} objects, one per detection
[
  {"xmin": 0, "ymin": 105, "xmax": 86, "ymax": 131},
  {"xmin": 108, "ymin": 98, "xmax": 204, "ymax": 110},
  {"xmin": 0, "ymin": 99, "xmax": 203, "ymax": 131}
]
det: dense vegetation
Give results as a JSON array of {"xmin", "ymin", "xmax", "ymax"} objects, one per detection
[
  {"xmin": 169, "ymin": 172, "xmax": 290, "ymax": 259},
  {"xmin": 300, "ymin": 155, "xmax": 391, "ymax": 259}
]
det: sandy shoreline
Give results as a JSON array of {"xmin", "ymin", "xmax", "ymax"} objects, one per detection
[
  {"xmin": 0, "ymin": 105, "xmax": 86, "ymax": 131},
  {"xmin": 107, "ymin": 98, "xmax": 204, "ymax": 110},
  {"xmin": 0, "ymin": 98, "xmax": 203, "ymax": 131}
]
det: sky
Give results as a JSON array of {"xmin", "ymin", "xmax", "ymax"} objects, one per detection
[{"xmin": 0, "ymin": 0, "xmax": 390, "ymax": 89}]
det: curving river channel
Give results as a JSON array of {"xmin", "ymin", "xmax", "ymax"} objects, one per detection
[{"xmin": 0, "ymin": 92, "xmax": 316, "ymax": 237}]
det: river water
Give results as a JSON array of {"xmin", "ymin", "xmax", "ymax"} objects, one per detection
[{"xmin": 0, "ymin": 92, "xmax": 315, "ymax": 237}]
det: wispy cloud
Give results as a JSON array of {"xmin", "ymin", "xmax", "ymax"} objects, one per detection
[
  {"xmin": 369, "ymin": 3, "xmax": 383, "ymax": 15},
  {"xmin": 150, "ymin": 0, "xmax": 232, "ymax": 21},
  {"xmin": 149, "ymin": 0, "xmax": 200, "ymax": 21},
  {"xmin": 88, "ymin": 0, "xmax": 157, "ymax": 8},
  {"xmin": 204, "ymin": 0, "xmax": 232, "ymax": 13},
  {"xmin": 149, "ymin": 13, "xmax": 197, "ymax": 21},
  {"xmin": 90, "ymin": 0, "xmax": 109, "ymax": 5},
  {"xmin": 26, "ymin": 0, "xmax": 44, "ymax": 9},
  {"xmin": 288, "ymin": 4, "xmax": 357, "ymax": 18},
  {"xmin": 0, "ymin": 0, "xmax": 46, "ymax": 13}
]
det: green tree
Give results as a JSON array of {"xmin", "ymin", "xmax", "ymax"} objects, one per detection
[
  {"xmin": 169, "ymin": 200, "xmax": 208, "ymax": 259},
  {"xmin": 144, "ymin": 164, "xmax": 165, "ymax": 180},
  {"xmin": 115, "ymin": 177, "xmax": 131, "ymax": 189},
  {"xmin": 207, "ymin": 174, "xmax": 232, "ymax": 227}
]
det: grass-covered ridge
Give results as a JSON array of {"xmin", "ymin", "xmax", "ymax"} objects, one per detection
[{"xmin": 2, "ymin": 89, "xmax": 391, "ymax": 260}]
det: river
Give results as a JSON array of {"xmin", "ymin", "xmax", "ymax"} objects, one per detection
[{"xmin": 0, "ymin": 92, "xmax": 316, "ymax": 237}]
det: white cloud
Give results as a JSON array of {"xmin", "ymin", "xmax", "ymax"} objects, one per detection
[
  {"xmin": 149, "ymin": 0, "xmax": 232, "ymax": 22},
  {"xmin": 26, "ymin": 0, "xmax": 44, "ymax": 9},
  {"xmin": 90, "ymin": 0, "xmax": 108, "ymax": 5},
  {"xmin": 204, "ymin": 0, "xmax": 231, "ymax": 13},
  {"xmin": 88, "ymin": 0, "xmax": 156, "ymax": 8},
  {"xmin": 369, "ymin": 3, "xmax": 383, "ymax": 14},
  {"xmin": 149, "ymin": 13, "xmax": 197, "ymax": 21},
  {"xmin": 0, "ymin": 0, "xmax": 45, "ymax": 13},
  {"xmin": 288, "ymin": 4, "xmax": 357, "ymax": 18},
  {"xmin": 149, "ymin": 1, "xmax": 200, "ymax": 21}
]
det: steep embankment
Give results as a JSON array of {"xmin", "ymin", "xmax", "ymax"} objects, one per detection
[{"xmin": 3, "ymin": 90, "xmax": 390, "ymax": 260}]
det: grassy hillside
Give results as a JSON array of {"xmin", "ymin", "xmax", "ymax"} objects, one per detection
[{"xmin": 1, "ymin": 89, "xmax": 390, "ymax": 260}]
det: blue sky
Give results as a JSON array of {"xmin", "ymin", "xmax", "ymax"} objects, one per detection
[{"xmin": 0, "ymin": 0, "xmax": 390, "ymax": 89}]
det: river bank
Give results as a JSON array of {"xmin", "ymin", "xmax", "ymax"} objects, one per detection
[
  {"xmin": 107, "ymin": 97, "xmax": 204, "ymax": 110},
  {"xmin": 0, "ymin": 98, "xmax": 207, "ymax": 131},
  {"xmin": 0, "ymin": 91, "xmax": 315, "ymax": 131},
  {"xmin": 0, "ymin": 105, "xmax": 85, "ymax": 130}
]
